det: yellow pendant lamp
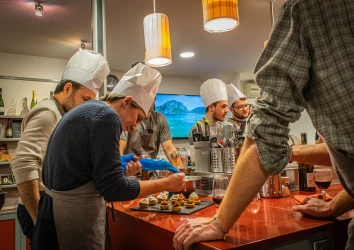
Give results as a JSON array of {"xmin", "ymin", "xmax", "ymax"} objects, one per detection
[
  {"xmin": 202, "ymin": 0, "xmax": 239, "ymax": 33},
  {"xmin": 143, "ymin": 0, "xmax": 172, "ymax": 67}
]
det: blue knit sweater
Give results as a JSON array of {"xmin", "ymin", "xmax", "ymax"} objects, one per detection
[{"xmin": 38, "ymin": 100, "xmax": 140, "ymax": 220}]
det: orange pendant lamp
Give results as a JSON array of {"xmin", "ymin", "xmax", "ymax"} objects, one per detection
[
  {"xmin": 143, "ymin": 0, "xmax": 172, "ymax": 67},
  {"xmin": 202, "ymin": 0, "xmax": 239, "ymax": 33}
]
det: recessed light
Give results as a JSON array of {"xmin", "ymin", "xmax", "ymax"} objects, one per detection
[{"xmin": 180, "ymin": 52, "xmax": 195, "ymax": 58}]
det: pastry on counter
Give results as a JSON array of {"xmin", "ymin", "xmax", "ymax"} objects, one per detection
[
  {"xmin": 157, "ymin": 193, "xmax": 168, "ymax": 203},
  {"xmin": 139, "ymin": 198, "xmax": 149, "ymax": 209},
  {"xmin": 148, "ymin": 196, "xmax": 157, "ymax": 206},
  {"xmin": 170, "ymin": 194, "xmax": 179, "ymax": 202},
  {"xmin": 185, "ymin": 198, "xmax": 195, "ymax": 208},
  {"xmin": 189, "ymin": 192, "xmax": 199, "ymax": 199},
  {"xmin": 172, "ymin": 202, "xmax": 182, "ymax": 212},
  {"xmin": 160, "ymin": 200, "xmax": 169, "ymax": 210},
  {"xmin": 178, "ymin": 198, "xmax": 185, "ymax": 206},
  {"xmin": 193, "ymin": 197, "xmax": 201, "ymax": 205}
]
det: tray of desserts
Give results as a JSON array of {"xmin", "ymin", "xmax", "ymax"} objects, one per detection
[{"xmin": 130, "ymin": 192, "xmax": 214, "ymax": 215}]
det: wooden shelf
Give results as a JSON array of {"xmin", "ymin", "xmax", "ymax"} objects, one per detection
[
  {"xmin": 0, "ymin": 115, "xmax": 24, "ymax": 119},
  {"xmin": 0, "ymin": 162, "xmax": 11, "ymax": 165},
  {"xmin": 0, "ymin": 184, "xmax": 16, "ymax": 189},
  {"xmin": 0, "ymin": 138, "xmax": 20, "ymax": 142}
]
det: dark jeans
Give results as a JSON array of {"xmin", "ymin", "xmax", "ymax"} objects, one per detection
[
  {"xmin": 32, "ymin": 217, "xmax": 59, "ymax": 250},
  {"xmin": 17, "ymin": 204, "xmax": 34, "ymax": 245}
]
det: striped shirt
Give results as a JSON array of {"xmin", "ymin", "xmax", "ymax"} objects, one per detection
[{"xmin": 246, "ymin": 0, "xmax": 354, "ymax": 175}]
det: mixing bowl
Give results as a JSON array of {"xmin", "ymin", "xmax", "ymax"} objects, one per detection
[{"xmin": 178, "ymin": 176, "xmax": 202, "ymax": 197}]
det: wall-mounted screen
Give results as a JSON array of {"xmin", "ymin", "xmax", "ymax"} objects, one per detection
[{"xmin": 155, "ymin": 94, "xmax": 204, "ymax": 139}]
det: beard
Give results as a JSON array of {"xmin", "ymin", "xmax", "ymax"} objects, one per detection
[
  {"xmin": 213, "ymin": 112, "xmax": 225, "ymax": 122},
  {"xmin": 62, "ymin": 92, "xmax": 76, "ymax": 113},
  {"xmin": 233, "ymin": 111, "xmax": 248, "ymax": 120}
]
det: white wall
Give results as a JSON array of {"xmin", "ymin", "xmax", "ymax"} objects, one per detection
[{"xmin": 0, "ymin": 52, "xmax": 68, "ymax": 115}]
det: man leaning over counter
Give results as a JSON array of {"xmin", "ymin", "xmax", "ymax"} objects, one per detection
[
  {"xmin": 174, "ymin": 0, "xmax": 354, "ymax": 249},
  {"xmin": 120, "ymin": 97, "xmax": 180, "ymax": 163},
  {"xmin": 33, "ymin": 63, "xmax": 185, "ymax": 250},
  {"xmin": 10, "ymin": 49, "xmax": 110, "ymax": 245},
  {"xmin": 188, "ymin": 78, "xmax": 228, "ymax": 144}
]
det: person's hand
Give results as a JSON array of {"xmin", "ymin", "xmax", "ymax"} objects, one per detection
[
  {"xmin": 292, "ymin": 196, "xmax": 334, "ymax": 218},
  {"xmin": 125, "ymin": 156, "xmax": 142, "ymax": 177},
  {"xmin": 173, "ymin": 217, "xmax": 224, "ymax": 250},
  {"xmin": 163, "ymin": 173, "xmax": 185, "ymax": 192}
]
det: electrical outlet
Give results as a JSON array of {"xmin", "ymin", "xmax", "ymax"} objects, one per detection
[{"xmin": 313, "ymin": 239, "xmax": 331, "ymax": 250}]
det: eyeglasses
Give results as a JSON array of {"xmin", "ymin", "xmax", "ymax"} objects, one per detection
[{"xmin": 232, "ymin": 104, "xmax": 251, "ymax": 110}]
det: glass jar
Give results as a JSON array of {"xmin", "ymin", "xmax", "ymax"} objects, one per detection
[{"xmin": 176, "ymin": 147, "xmax": 188, "ymax": 168}]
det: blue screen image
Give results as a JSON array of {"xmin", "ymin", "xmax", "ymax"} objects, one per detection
[{"xmin": 155, "ymin": 94, "xmax": 205, "ymax": 139}]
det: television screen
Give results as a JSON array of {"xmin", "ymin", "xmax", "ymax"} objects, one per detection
[{"xmin": 155, "ymin": 94, "xmax": 205, "ymax": 139}]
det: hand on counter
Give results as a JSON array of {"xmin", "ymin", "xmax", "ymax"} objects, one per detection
[
  {"xmin": 292, "ymin": 196, "xmax": 334, "ymax": 218},
  {"xmin": 125, "ymin": 156, "xmax": 142, "ymax": 177},
  {"xmin": 173, "ymin": 217, "xmax": 224, "ymax": 250}
]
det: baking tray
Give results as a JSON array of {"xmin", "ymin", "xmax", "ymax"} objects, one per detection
[{"xmin": 130, "ymin": 200, "xmax": 214, "ymax": 215}]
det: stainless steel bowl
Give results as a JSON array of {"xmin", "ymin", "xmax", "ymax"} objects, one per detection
[{"xmin": 178, "ymin": 176, "xmax": 202, "ymax": 197}]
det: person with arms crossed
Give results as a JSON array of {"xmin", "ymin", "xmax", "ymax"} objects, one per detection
[{"xmin": 174, "ymin": 0, "xmax": 354, "ymax": 249}]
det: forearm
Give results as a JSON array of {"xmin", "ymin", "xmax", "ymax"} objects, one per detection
[
  {"xmin": 119, "ymin": 140, "xmax": 127, "ymax": 155},
  {"xmin": 138, "ymin": 178, "xmax": 168, "ymax": 197},
  {"xmin": 216, "ymin": 138, "xmax": 269, "ymax": 231},
  {"xmin": 291, "ymin": 143, "xmax": 332, "ymax": 166},
  {"xmin": 330, "ymin": 189, "xmax": 354, "ymax": 217},
  {"xmin": 17, "ymin": 179, "xmax": 40, "ymax": 224}
]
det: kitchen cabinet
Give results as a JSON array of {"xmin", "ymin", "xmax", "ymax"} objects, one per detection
[{"xmin": 0, "ymin": 210, "xmax": 28, "ymax": 250}]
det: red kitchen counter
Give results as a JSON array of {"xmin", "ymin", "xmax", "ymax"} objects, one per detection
[{"xmin": 106, "ymin": 185, "xmax": 352, "ymax": 250}]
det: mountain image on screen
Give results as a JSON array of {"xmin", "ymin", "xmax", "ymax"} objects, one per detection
[{"xmin": 155, "ymin": 94, "xmax": 205, "ymax": 139}]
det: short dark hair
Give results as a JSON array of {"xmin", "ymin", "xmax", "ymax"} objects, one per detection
[
  {"xmin": 54, "ymin": 79, "xmax": 83, "ymax": 94},
  {"xmin": 206, "ymin": 101, "xmax": 219, "ymax": 112}
]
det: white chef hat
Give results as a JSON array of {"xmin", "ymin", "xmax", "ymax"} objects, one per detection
[
  {"xmin": 111, "ymin": 63, "xmax": 162, "ymax": 116},
  {"xmin": 61, "ymin": 50, "xmax": 110, "ymax": 94},
  {"xmin": 200, "ymin": 78, "xmax": 228, "ymax": 107},
  {"xmin": 226, "ymin": 83, "xmax": 246, "ymax": 106}
]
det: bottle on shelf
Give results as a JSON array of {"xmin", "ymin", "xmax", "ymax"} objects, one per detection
[
  {"xmin": 6, "ymin": 120, "xmax": 13, "ymax": 138},
  {"xmin": 298, "ymin": 133, "xmax": 316, "ymax": 192},
  {"xmin": 30, "ymin": 90, "xmax": 37, "ymax": 109},
  {"xmin": 0, "ymin": 88, "xmax": 4, "ymax": 115}
]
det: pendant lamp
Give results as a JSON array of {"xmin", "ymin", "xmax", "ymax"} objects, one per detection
[
  {"xmin": 143, "ymin": 0, "xmax": 172, "ymax": 67},
  {"xmin": 202, "ymin": 0, "xmax": 239, "ymax": 33},
  {"xmin": 264, "ymin": 0, "xmax": 275, "ymax": 48}
]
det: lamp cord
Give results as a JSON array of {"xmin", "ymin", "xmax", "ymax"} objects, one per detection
[
  {"xmin": 270, "ymin": 1, "xmax": 275, "ymax": 27},
  {"xmin": 153, "ymin": 0, "xmax": 156, "ymax": 13}
]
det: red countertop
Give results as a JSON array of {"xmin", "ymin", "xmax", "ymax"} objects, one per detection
[{"xmin": 107, "ymin": 185, "xmax": 352, "ymax": 250}]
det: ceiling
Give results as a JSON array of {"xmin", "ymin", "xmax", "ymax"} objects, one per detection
[{"xmin": 0, "ymin": 0, "xmax": 285, "ymax": 80}]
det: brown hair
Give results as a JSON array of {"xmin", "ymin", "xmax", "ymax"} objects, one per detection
[
  {"xmin": 206, "ymin": 101, "xmax": 219, "ymax": 112},
  {"xmin": 100, "ymin": 94, "xmax": 142, "ymax": 109}
]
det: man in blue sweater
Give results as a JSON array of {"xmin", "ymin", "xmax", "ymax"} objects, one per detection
[{"xmin": 33, "ymin": 63, "xmax": 185, "ymax": 250}]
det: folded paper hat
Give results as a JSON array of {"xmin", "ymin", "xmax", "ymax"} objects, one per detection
[
  {"xmin": 200, "ymin": 78, "xmax": 228, "ymax": 107},
  {"xmin": 294, "ymin": 194, "xmax": 333, "ymax": 203},
  {"xmin": 62, "ymin": 50, "xmax": 110, "ymax": 94},
  {"xmin": 226, "ymin": 83, "xmax": 246, "ymax": 106},
  {"xmin": 111, "ymin": 63, "xmax": 162, "ymax": 116}
]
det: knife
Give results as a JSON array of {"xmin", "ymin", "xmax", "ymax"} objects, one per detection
[
  {"xmin": 196, "ymin": 121, "xmax": 203, "ymax": 141},
  {"xmin": 204, "ymin": 120, "xmax": 210, "ymax": 141}
]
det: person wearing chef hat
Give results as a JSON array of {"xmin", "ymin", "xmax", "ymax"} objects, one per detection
[
  {"xmin": 11, "ymin": 49, "xmax": 110, "ymax": 246},
  {"xmin": 119, "ymin": 62, "xmax": 182, "ymax": 171},
  {"xmin": 188, "ymin": 78, "xmax": 228, "ymax": 144},
  {"xmin": 225, "ymin": 83, "xmax": 250, "ymax": 130},
  {"xmin": 33, "ymin": 62, "xmax": 185, "ymax": 250}
]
